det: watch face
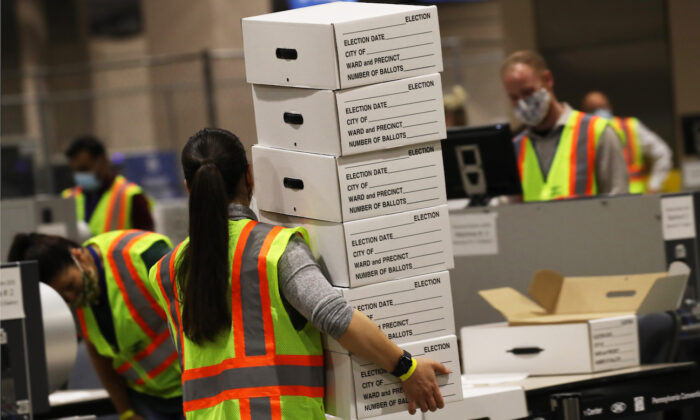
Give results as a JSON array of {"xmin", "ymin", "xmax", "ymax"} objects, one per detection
[{"xmin": 393, "ymin": 351, "xmax": 412, "ymax": 376}]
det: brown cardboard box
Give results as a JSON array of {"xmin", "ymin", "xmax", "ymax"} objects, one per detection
[{"xmin": 479, "ymin": 263, "xmax": 688, "ymax": 325}]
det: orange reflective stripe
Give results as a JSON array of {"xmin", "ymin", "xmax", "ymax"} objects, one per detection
[
  {"xmin": 76, "ymin": 308, "xmax": 89, "ymax": 340},
  {"xmin": 517, "ymin": 136, "xmax": 528, "ymax": 179},
  {"xmin": 117, "ymin": 184, "xmax": 134, "ymax": 229},
  {"xmin": 122, "ymin": 233, "xmax": 167, "ymax": 321},
  {"xmin": 182, "ymin": 354, "xmax": 324, "ymax": 381},
  {"xmin": 239, "ymin": 398, "xmax": 251, "ymax": 420},
  {"xmin": 103, "ymin": 177, "xmax": 127, "ymax": 232},
  {"xmin": 134, "ymin": 330, "xmax": 169, "ymax": 362},
  {"xmin": 146, "ymin": 351, "xmax": 179, "ymax": 380},
  {"xmin": 257, "ymin": 226, "xmax": 283, "ymax": 356},
  {"xmin": 183, "ymin": 385, "xmax": 324, "ymax": 413},
  {"xmin": 231, "ymin": 221, "xmax": 258, "ymax": 358},
  {"xmin": 107, "ymin": 231, "xmax": 158, "ymax": 339},
  {"xmin": 569, "ymin": 112, "xmax": 585, "ymax": 196},
  {"xmin": 116, "ymin": 361, "xmax": 132, "ymax": 374},
  {"xmin": 586, "ymin": 116, "xmax": 598, "ymax": 195},
  {"xmin": 169, "ymin": 244, "xmax": 185, "ymax": 370},
  {"xmin": 270, "ymin": 396, "xmax": 282, "ymax": 420}
]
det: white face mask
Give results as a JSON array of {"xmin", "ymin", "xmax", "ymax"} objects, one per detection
[{"xmin": 513, "ymin": 88, "xmax": 551, "ymax": 127}]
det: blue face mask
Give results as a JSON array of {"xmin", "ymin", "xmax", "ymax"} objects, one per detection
[
  {"xmin": 73, "ymin": 172, "xmax": 101, "ymax": 191},
  {"xmin": 592, "ymin": 108, "xmax": 614, "ymax": 120}
]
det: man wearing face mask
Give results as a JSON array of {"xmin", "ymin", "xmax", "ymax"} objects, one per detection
[
  {"xmin": 581, "ymin": 90, "xmax": 672, "ymax": 194},
  {"xmin": 501, "ymin": 51, "xmax": 629, "ymax": 201},
  {"xmin": 62, "ymin": 136, "xmax": 154, "ymax": 237},
  {"xmin": 7, "ymin": 231, "xmax": 183, "ymax": 420}
]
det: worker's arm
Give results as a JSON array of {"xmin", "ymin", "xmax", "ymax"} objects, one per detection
[
  {"xmin": 636, "ymin": 120, "xmax": 672, "ymax": 193},
  {"xmin": 595, "ymin": 126, "xmax": 630, "ymax": 195},
  {"xmin": 278, "ymin": 237, "xmax": 449, "ymax": 414},
  {"xmin": 337, "ymin": 310, "xmax": 450, "ymax": 414},
  {"xmin": 130, "ymin": 194, "xmax": 155, "ymax": 232},
  {"xmin": 84, "ymin": 341, "xmax": 144, "ymax": 420}
]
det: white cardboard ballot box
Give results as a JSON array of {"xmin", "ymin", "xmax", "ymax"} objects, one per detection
[
  {"xmin": 325, "ymin": 335, "xmax": 462, "ymax": 419},
  {"xmin": 323, "ymin": 271, "xmax": 455, "ymax": 353},
  {"xmin": 260, "ymin": 204, "xmax": 454, "ymax": 287},
  {"xmin": 423, "ymin": 383, "xmax": 527, "ymax": 420},
  {"xmin": 242, "ymin": 2, "xmax": 443, "ymax": 90},
  {"xmin": 252, "ymin": 73, "xmax": 446, "ymax": 156},
  {"xmin": 460, "ymin": 265, "xmax": 688, "ymax": 375},
  {"xmin": 253, "ymin": 142, "xmax": 446, "ymax": 223},
  {"xmin": 461, "ymin": 316, "xmax": 640, "ymax": 376}
]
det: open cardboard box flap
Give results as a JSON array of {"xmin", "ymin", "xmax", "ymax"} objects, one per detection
[{"xmin": 479, "ymin": 262, "xmax": 689, "ymax": 325}]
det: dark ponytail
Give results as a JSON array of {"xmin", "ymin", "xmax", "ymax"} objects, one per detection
[{"xmin": 178, "ymin": 128, "xmax": 248, "ymax": 344}]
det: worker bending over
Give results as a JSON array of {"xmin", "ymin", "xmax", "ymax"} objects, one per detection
[{"xmin": 8, "ymin": 231, "xmax": 182, "ymax": 420}]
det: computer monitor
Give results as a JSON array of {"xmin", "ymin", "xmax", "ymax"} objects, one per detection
[{"xmin": 441, "ymin": 123, "xmax": 522, "ymax": 205}]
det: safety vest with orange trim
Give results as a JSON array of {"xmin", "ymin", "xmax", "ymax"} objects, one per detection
[
  {"xmin": 62, "ymin": 175, "xmax": 145, "ymax": 236},
  {"xmin": 150, "ymin": 219, "xmax": 325, "ymax": 420},
  {"xmin": 76, "ymin": 230, "xmax": 182, "ymax": 399},
  {"xmin": 513, "ymin": 110, "xmax": 608, "ymax": 202},
  {"xmin": 610, "ymin": 116, "xmax": 645, "ymax": 194}
]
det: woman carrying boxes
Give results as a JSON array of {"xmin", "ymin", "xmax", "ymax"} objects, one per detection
[{"xmin": 148, "ymin": 128, "xmax": 448, "ymax": 419}]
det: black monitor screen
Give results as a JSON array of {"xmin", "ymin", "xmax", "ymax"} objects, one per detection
[{"xmin": 441, "ymin": 123, "xmax": 522, "ymax": 201}]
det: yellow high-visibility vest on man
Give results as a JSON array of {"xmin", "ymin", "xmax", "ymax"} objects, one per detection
[
  {"xmin": 77, "ymin": 230, "xmax": 182, "ymax": 401},
  {"xmin": 514, "ymin": 110, "xmax": 610, "ymax": 201},
  {"xmin": 150, "ymin": 219, "xmax": 325, "ymax": 420},
  {"xmin": 62, "ymin": 175, "xmax": 145, "ymax": 236}
]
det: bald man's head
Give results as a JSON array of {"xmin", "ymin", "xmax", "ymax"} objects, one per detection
[{"xmin": 581, "ymin": 91, "xmax": 612, "ymax": 113}]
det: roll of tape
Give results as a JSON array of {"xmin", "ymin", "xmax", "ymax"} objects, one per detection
[{"xmin": 40, "ymin": 283, "xmax": 78, "ymax": 392}]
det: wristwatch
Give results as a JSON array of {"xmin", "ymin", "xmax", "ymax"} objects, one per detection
[{"xmin": 390, "ymin": 350, "xmax": 413, "ymax": 378}]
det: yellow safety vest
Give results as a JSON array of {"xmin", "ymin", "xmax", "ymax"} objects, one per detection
[
  {"xmin": 62, "ymin": 175, "xmax": 144, "ymax": 236},
  {"xmin": 514, "ymin": 110, "xmax": 608, "ymax": 202},
  {"xmin": 76, "ymin": 230, "xmax": 181, "ymax": 398},
  {"xmin": 611, "ymin": 116, "xmax": 645, "ymax": 194},
  {"xmin": 150, "ymin": 219, "xmax": 325, "ymax": 420}
]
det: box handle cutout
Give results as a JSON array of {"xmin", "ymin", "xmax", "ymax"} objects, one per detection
[
  {"xmin": 606, "ymin": 290, "xmax": 636, "ymax": 298},
  {"xmin": 507, "ymin": 347, "xmax": 544, "ymax": 355},
  {"xmin": 276, "ymin": 48, "xmax": 298, "ymax": 60},
  {"xmin": 283, "ymin": 112, "xmax": 304, "ymax": 125},
  {"xmin": 283, "ymin": 177, "xmax": 304, "ymax": 190}
]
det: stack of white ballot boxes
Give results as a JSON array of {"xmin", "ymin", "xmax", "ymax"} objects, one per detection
[{"xmin": 242, "ymin": 2, "xmax": 462, "ymax": 419}]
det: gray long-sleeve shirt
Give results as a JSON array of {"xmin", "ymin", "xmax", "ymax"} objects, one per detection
[
  {"xmin": 521, "ymin": 103, "xmax": 629, "ymax": 195},
  {"xmin": 230, "ymin": 204, "xmax": 354, "ymax": 339}
]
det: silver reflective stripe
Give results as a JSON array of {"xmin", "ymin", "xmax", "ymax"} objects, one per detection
[
  {"xmin": 513, "ymin": 134, "xmax": 524, "ymax": 158},
  {"xmin": 137, "ymin": 334, "xmax": 177, "ymax": 372},
  {"xmin": 109, "ymin": 181, "xmax": 130, "ymax": 230},
  {"xmin": 112, "ymin": 231, "xmax": 165, "ymax": 336},
  {"xmin": 183, "ymin": 364, "xmax": 324, "ymax": 403},
  {"xmin": 574, "ymin": 114, "xmax": 593, "ymax": 195},
  {"xmin": 240, "ymin": 224, "xmax": 275, "ymax": 357},
  {"xmin": 157, "ymin": 249, "xmax": 182, "ymax": 368},
  {"xmin": 121, "ymin": 365, "xmax": 141, "ymax": 383},
  {"xmin": 250, "ymin": 397, "xmax": 272, "ymax": 420}
]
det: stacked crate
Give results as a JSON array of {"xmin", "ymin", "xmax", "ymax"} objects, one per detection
[{"xmin": 242, "ymin": 3, "xmax": 462, "ymax": 418}]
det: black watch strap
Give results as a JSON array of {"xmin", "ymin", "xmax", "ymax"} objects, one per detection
[{"xmin": 390, "ymin": 350, "xmax": 413, "ymax": 378}]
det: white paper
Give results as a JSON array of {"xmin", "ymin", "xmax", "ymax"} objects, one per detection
[
  {"xmin": 450, "ymin": 213, "xmax": 498, "ymax": 256},
  {"xmin": 661, "ymin": 196, "xmax": 696, "ymax": 240},
  {"xmin": 0, "ymin": 266, "xmax": 25, "ymax": 320},
  {"xmin": 682, "ymin": 161, "xmax": 700, "ymax": 189}
]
